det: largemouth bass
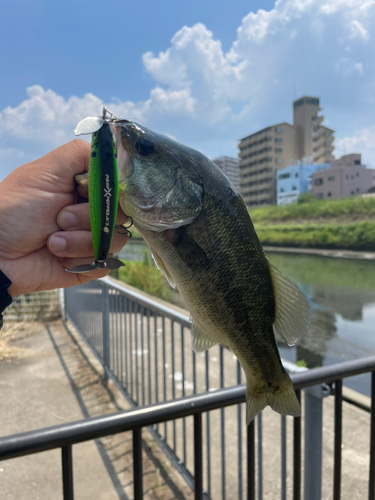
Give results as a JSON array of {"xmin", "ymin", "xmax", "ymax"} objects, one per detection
[{"xmin": 76, "ymin": 116, "xmax": 311, "ymax": 423}]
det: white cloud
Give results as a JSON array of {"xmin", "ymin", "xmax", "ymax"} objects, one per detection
[
  {"xmin": 335, "ymin": 57, "xmax": 363, "ymax": 76},
  {"xmin": 336, "ymin": 128, "xmax": 375, "ymax": 166},
  {"xmin": 1, "ymin": 0, "xmax": 375, "ymax": 180},
  {"xmin": 350, "ymin": 20, "xmax": 370, "ymax": 40}
]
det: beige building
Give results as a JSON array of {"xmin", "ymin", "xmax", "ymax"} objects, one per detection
[
  {"xmin": 239, "ymin": 96, "xmax": 335, "ymax": 206},
  {"xmin": 311, "ymin": 154, "xmax": 375, "ymax": 200}
]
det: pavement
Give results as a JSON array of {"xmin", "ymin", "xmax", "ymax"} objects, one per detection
[
  {"xmin": 0, "ymin": 320, "xmax": 193, "ymax": 500},
  {"xmin": 0, "ymin": 314, "xmax": 372, "ymax": 500}
]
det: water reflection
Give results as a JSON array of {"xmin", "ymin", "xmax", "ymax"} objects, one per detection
[{"xmin": 120, "ymin": 241, "xmax": 375, "ymax": 395}]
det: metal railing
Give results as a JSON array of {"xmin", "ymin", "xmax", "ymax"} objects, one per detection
[
  {"xmin": 0, "ymin": 358, "xmax": 374, "ymax": 500},
  {"xmin": 62, "ymin": 278, "xmax": 375, "ymax": 500},
  {"xmin": 3, "ymin": 289, "xmax": 62, "ymax": 322}
]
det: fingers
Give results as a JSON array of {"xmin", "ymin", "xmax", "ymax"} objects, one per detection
[
  {"xmin": 48, "ymin": 229, "xmax": 126, "ymax": 258},
  {"xmin": 57, "ymin": 203, "xmax": 129, "ymax": 231},
  {"xmin": 22, "ymin": 139, "xmax": 91, "ymax": 193}
]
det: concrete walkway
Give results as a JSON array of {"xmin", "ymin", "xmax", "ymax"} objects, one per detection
[
  {"xmin": 0, "ymin": 320, "xmax": 193, "ymax": 500},
  {"xmin": 0, "ymin": 316, "xmax": 373, "ymax": 499}
]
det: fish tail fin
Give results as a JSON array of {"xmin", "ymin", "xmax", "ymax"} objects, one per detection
[
  {"xmin": 65, "ymin": 258, "xmax": 124, "ymax": 274},
  {"xmin": 246, "ymin": 393, "xmax": 268, "ymax": 424},
  {"xmin": 245, "ymin": 373, "xmax": 300, "ymax": 424},
  {"xmin": 266, "ymin": 374, "xmax": 301, "ymax": 418}
]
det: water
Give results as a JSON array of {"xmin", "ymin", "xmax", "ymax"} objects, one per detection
[{"xmin": 120, "ymin": 240, "xmax": 375, "ymax": 396}]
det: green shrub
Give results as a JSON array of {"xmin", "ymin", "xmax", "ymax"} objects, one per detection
[
  {"xmin": 117, "ymin": 258, "xmax": 172, "ymax": 301},
  {"xmin": 255, "ymin": 221, "xmax": 375, "ymax": 250},
  {"xmin": 250, "ymin": 196, "xmax": 375, "ymax": 224}
]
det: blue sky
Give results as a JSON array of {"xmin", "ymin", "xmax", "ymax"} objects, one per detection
[{"xmin": 1, "ymin": 0, "xmax": 375, "ymax": 180}]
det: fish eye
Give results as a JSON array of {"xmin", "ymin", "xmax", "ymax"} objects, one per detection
[{"xmin": 135, "ymin": 138, "xmax": 154, "ymax": 156}]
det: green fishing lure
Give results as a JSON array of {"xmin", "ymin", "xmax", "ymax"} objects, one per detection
[{"xmin": 66, "ymin": 108, "xmax": 124, "ymax": 273}]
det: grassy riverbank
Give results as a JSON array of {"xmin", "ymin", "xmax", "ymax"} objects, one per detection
[{"xmin": 251, "ymin": 196, "xmax": 375, "ymax": 250}]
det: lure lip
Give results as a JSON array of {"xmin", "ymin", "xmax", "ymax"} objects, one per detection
[{"xmin": 65, "ymin": 257, "xmax": 125, "ymax": 274}]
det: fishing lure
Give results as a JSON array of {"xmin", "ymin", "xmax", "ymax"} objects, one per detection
[{"xmin": 66, "ymin": 108, "xmax": 125, "ymax": 273}]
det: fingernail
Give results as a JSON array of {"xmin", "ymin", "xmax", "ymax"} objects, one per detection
[
  {"xmin": 58, "ymin": 211, "xmax": 77, "ymax": 229},
  {"xmin": 50, "ymin": 236, "xmax": 67, "ymax": 252}
]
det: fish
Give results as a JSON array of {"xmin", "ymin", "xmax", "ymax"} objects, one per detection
[
  {"xmin": 77, "ymin": 117, "xmax": 311, "ymax": 423},
  {"xmin": 66, "ymin": 112, "xmax": 124, "ymax": 273}
]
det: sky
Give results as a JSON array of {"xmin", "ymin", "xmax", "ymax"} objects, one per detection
[{"xmin": 0, "ymin": 0, "xmax": 375, "ymax": 180}]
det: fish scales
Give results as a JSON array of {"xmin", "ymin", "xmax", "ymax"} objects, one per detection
[
  {"xmin": 107, "ymin": 120, "xmax": 311, "ymax": 422},
  {"xmin": 139, "ymin": 155, "xmax": 283, "ymax": 388}
]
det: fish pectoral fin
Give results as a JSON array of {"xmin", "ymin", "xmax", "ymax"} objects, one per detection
[
  {"xmin": 151, "ymin": 250, "xmax": 176, "ymax": 289},
  {"xmin": 74, "ymin": 172, "xmax": 89, "ymax": 187},
  {"xmin": 190, "ymin": 320, "xmax": 218, "ymax": 353},
  {"xmin": 269, "ymin": 262, "xmax": 311, "ymax": 346}
]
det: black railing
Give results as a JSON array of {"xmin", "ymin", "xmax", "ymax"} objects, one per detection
[{"xmin": 1, "ymin": 356, "xmax": 374, "ymax": 500}]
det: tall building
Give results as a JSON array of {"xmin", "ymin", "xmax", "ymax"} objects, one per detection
[
  {"xmin": 212, "ymin": 156, "xmax": 239, "ymax": 191},
  {"xmin": 293, "ymin": 96, "xmax": 334, "ymax": 164},
  {"xmin": 238, "ymin": 96, "xmax": 335, "ymax": 207},
  {"xmin": 311, "ymin": 154, "xmax": 375, "ymax": 200}
]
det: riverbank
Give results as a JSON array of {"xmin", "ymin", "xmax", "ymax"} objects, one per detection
[
  {"xmin": 263, "ymin": 246, "xmax": 375, "ymax": 260},
  {"xmin": 251, "ymin": 196, "xmax": 375, "ymax": 251}
]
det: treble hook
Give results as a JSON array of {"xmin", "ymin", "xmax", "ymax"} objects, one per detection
[{"xmin": 115, "ymin": 217, "xmax": 134, "ymax": 238}]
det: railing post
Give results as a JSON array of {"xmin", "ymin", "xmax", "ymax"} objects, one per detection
[
  {"xmin": 102, "ymin": 286, "xmax": 110, "ymax": 381},
  {"xmin": 304, "ymin": 383, "xmax": 330, "ymax": 500}
]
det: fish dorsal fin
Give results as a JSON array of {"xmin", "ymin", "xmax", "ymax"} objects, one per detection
[
  {"xmin": 190, "ymin": 319, "xmax": 218, "ymax": 353},
  {"xmin": 269, "ymin": 262, "xmax": 311, "ymax": 346},
  {"xmin": 151, "ymin": 250, "xmax": 176, "ymax": 289}
]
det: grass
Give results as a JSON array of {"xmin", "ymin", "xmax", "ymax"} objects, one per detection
[
  {"xmin": 256, "ymin": 221, "xmax": 375, "ymax": 250},
  {"xmin": 116, "ymin": 251, "xmax": 172, "ymax": 301},
  {"xmin": 250, "ymin": 195, "xmax": 375, "ymax": 224}
]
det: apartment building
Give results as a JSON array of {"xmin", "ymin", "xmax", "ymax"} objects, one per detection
[
  {"xmin": 238, "ymin": 122, "xmax": 298, "ymax": 206},
  {"xmin": 238, "ymin": 96, "xmax": 335, "ymax": 206},
  {"xmin": 212, "ymin": 156, "xmax": 239, "ymax": 191},
  {"xmin": 293, "ymin": 96, "xmax": 335, "ymax": 164},
  {"xmin": 311, "ymin": 154, "xmax": 375, "ymax": 199},
  {"xmin": 277, "ymin": 162, "xmax": 330, "ymax": 205}
]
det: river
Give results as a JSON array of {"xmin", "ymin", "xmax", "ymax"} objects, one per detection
[{"xmin": 119, "ymin": 240, "xmax": 375, "ymax": 396}]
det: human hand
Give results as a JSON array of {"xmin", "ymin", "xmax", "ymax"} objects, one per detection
[{"xmin": 0, "ymin": 140, "xmax": 128, "ymax": 297}]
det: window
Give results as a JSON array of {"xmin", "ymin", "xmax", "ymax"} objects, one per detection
[
  {"xmin": 324, "ymin": 131, "xmax": 331, "ymax": 136},
  {"xmin": 275, "ymin": 127, "xmax": 282, "ymax": 132},
  {"xmin": 356, "ymin": 172, "xmax": 359, "ymax": 177},
  {"xmin": 351, "ymin": 175, "xmax": 354, "ymax": 179},
  {"xmin": 295, "ymin": 173, "xmax": 299, "ymax": 178},
  {"xmin": 356, "ymin": 188, "xmax": 359, "ymax": 192},
  {"xmin": 275, "ymin": 158, "xmax": 283, "ymax": 164},
  {"xmin": 315, "ymin": 193, "xmax": 323, "ymax": 199},
  {"xmin": 279, "ymin": 173, "xmax": 290, "ymax": 179},
  {"xmin": 292, "ymin": 185, "xmax": 297, "ymax": 191},
  {"xmin": 275, "ymin": 148, "xmax": 283, "ymax": 153},
  {"xmin": 355, "ymin": 160, "xmax": 360, "ymax": 165},
  {"xmin": 328, "ymin": 176, "xmax": 335, "ymax": 181},
  {"xmin": 351, "ymin": 190, "xmax": 354, "ymax": 195},
  {"xmin": 328, "ymin": 192, "xmax": 331, "ymax": 197},
  {"xmin": 314, "ymin": 178, "xmax": 323, "ymax": 186},
  {"xmin": 280, "ymin": 188, "xmax": 284, "ymax": 193},
  {"xmin": 324, "ymin": 141, "xmax": 331, "ymax": 146},
  {"xmin": 324, "ymin": 151, "xmax": 331, "ymax": 155},
  {"xmin": 275, "ymin": 138, "xmax": 283, "ymax": 143},
  {"xmin": 346, "ymin": 175, "xmax": 349, "ymax": 179}
]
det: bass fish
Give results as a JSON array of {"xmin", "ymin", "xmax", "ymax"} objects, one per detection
[
  {"xmin": 77, "ymin": 116, "xmax": 311, "ymax": 423},
  {"xmin": 66, "ymin": 109, "xmax": 124, "ymax": 273}
]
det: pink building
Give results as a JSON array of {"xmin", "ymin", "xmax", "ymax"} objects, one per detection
[{"xmin": 311, "ymin": 154, "xmax": 375, "ymax": 200}]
